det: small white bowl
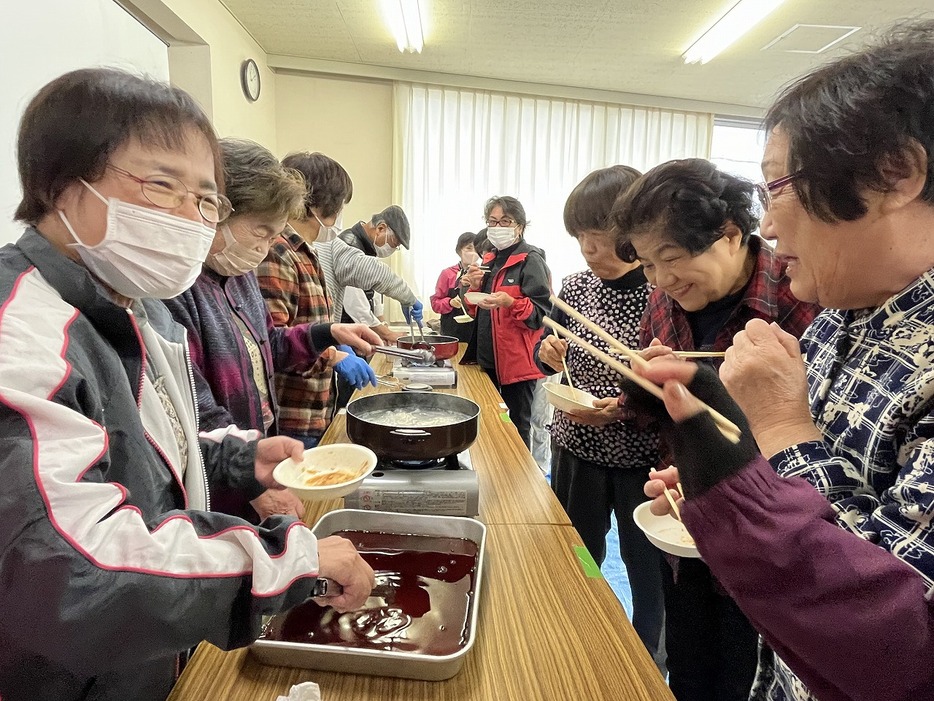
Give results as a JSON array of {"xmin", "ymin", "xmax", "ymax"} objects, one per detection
[
  {"xmin": 632, "ymin": 502, "xmax": 700, "ymax": 559},
  {"xmin": 454, "ymin": 313, "xmax": 474, "ymax": 323},
  {"xmin": 273, "ymin": 444, "xmax": 377, "ymax": 501},
  {"xmin": 543, "ymin": 384, "xmax": 599, "ymax": 413},
  {"xmin": 464, "ymin": 291, "xmax": 492, "ymax": 305}
]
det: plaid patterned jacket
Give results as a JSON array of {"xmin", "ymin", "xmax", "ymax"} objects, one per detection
[
  {"xmin": 640, "ymin": 236, "xmax": 820, "ymax": 355},
  {"xmin": 256, "ymin": 227, "xmax": 336, "ymax": 437}
]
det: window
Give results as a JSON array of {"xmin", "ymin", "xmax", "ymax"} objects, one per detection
[{"xmin": 710, "ymin": 117, "xmax": 766, "ymax": 183}]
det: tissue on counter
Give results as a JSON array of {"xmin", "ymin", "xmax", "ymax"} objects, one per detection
[{"xmin": 275, "ymin": 681, "xmax": 321, "ymax": 701}]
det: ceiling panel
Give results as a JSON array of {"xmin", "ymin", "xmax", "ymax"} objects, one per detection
[{"xmin": 221, "ymin": 0, "xmax": 934, "ymax": 110}]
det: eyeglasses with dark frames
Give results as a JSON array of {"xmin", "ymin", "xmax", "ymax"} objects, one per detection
[
  {"xmin": 106, "ymin": 164, "xmax": 233, "ymax": 223},
  {"xmin": 755, "ymin": 171, "xmax": 802, "ymax": 212},
  {"xmin": 486, "ymin": 217, "xmax": 516, "ymax": 228}
]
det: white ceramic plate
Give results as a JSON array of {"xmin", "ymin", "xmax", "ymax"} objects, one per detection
[
  {"xmin": 464, "ymin": 291, "xmax": 492, "ymax": 305},
  {"xmin": 543, "ymin": 383, "xmax": 599, "ymax": 413},
  {"xmin": 632, "ymin": 502, "xmax": 700, "ymax": 558},
  {"xmin": 454, "ymin": 313, "xmax": 474, "ymax": 323},
  {"xmin": 273, "ymin": 444, "xmax": 377, "ymax": 501}
]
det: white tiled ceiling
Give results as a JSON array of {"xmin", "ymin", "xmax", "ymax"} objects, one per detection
[{"xmin": 221, "ymin": 0, "xmax": 934, "ymax": 110}]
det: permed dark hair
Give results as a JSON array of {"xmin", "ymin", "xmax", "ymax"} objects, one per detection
[
  {"xmin": 564, "ymin": 165, "xmax": 643, "ymax": 237},
  {"xmin": 483, "ymin": 196, "xmax": 528, "ymax": 228},
  {"xmin": 765, "ymin": 20, "xmax": 934, "ymax": 222},
  {"xmin": 15, "ymin": 67, "xmax": 221, "ymax": 223},
  {"xmin": 611, "ymin": 159, "xmax": 759, "ymax": 260},
  {"xmin": 280, "ymin": 151, "xmax": 353, "ymax": 219},
  {"xmin": 220, "ymin": 138, "xmax": 305, "ymax": 222}
]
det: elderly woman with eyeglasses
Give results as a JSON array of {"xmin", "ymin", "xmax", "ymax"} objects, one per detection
[
  {"xmin": 0, "ymin": 68, "xmax": 374, "ymax": 701},
  {"xmin": 637, "ymin": 21, "xmax": 934, "ymax": 701},
  {"xmin": 461, "ymin": 196, "xmax": 552, "ymax": 447},
  {"xmin": 613, "ymin": 158, "xmax": 820, "ymax": 701}
]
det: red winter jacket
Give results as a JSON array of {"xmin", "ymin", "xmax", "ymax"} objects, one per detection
[{"xmin": 466, "ymin": 241, "xmax": 551, "ymax": 385}]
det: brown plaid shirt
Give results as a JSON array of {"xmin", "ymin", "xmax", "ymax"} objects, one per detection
[{"xmin": 256, "ymin": 227, "xmax": 335, "ymax": 437}]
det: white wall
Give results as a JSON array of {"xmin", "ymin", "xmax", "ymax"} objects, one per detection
[
  {"xmin": 156, "ymin": 0, "xmax": 278, "ymax": 150},
  {"xmin": 275, "ymin": 73, "xmax": 394, "ymax": 229},
  {"xmin": 0, "ymin": 0, "xmax": 169, "ymax": 243}
]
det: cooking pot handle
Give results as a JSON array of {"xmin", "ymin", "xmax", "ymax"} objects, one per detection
[{"xmin": 389, "ymin": 428, "xmax": 432, "ymax": 439}]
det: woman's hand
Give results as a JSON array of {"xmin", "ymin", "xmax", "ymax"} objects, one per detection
[
  {"xmin": 330, "ymin": 323, "xmax": 383, "ymax": 356},
  {"xmin": 720, "ymin": 319, "xmax": 821, "ymax": 457},
  {"xmin": 314, "ymin": 535, "xmax": 376, "ymax": 612},
  {"xmin": 640, "ymin": 337, "xmax": 677, "ymax": 362},
  {"xmin": 254, "ymin": 436, "xmax": 305, "ymax": 489},
  {"xmin": 538, "ymin": 336, "xmax": 568, "ymax": 370},
  {"xmin": 644, "ymin": 466, "xmax": 683, "ymax": 517},
  {"xmin": 250, "ymin": 488, "xmax": 305, "ymax": 521},
  {"xmin": 478, "ymin": 291, "xmax": 514, "ymax": 309},
  {"xmin": 565, "ymin": 397, "xmax": 629, "ymax": 426},
  {"xmin": 450, "ymin": 296, "xmax": 463, "ymax": 309}
]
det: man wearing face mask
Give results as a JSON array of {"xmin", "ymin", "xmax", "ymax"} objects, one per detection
[
  {"xmin": 163, "ymin": 139, "xmax": 381, "ymax": 523},
  {"xmin": 339, "ymin": 205, "xmax": 422, "ymax": 344},
  {"xmin": 462, "ymin": 196, "xmax": 553, "ymax": 448}
]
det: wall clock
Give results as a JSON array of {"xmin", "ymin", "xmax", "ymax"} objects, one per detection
[{"xmin": 240, "ymin": 58, "xmax": 261, "ymax": 102}]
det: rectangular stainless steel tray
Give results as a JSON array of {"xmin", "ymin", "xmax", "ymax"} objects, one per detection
[{"xmin": 250, "ymin": 509, "xmax": 487, "ymax": 681}]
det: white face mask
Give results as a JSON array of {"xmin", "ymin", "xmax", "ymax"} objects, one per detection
[
  {"xmin": 207, "ymin": 224, "xmax": 268, "ymax": 277},
  {"xmin": 314, "ymin": 213, "xmax": 343, "ymax": 243},
  {"xmin": 487, "ymin": 226, "xmax": 518, "ymax": 250},
  {"xmin": 59, "ymin": 180, "xmax": 216, "ymax": 299},
  {"xmin": 375, "ymin": 228, "xmax": 397, "ymax": 258},
  {"xmin": 460, "ymin": 250, "xmax": 480, "ymax": 267}
]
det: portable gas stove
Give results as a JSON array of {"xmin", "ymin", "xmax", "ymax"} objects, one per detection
[
  {"xmin": 343, "ymin": 449, "xmax": 479, "ymax": 517},
  {"xmin": 390, "ymin": 356, "xmax": 458, "ymax": 388}
]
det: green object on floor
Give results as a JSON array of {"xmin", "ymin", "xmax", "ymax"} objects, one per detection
[{"xmin": 573, "ymin": 545, "xmax": 603, "ymax": 579}]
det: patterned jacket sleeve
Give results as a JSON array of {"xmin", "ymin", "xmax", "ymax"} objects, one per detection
[
  {"xmin": 533, "ymin": 286, "xmax": 569, "ymax": 375},
  {"xmin": 685, "ymin": 457, "xmax": 934, "ymax": 701},
  {"xmin": 257, "ymin": 245, "xmax": 331, "ymax": 374},
  {"xmin": 330, "ymin": 239, "xmax": 417, "ymax": 305}
]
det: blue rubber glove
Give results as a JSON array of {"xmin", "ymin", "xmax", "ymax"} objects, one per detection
[
  {"xmin": 333, "ymin": 345, "xmax": 377, "ymax": 389},
  {"xmin": 403, "ymin": 300, "xmax": 424, "ymax": 324}
]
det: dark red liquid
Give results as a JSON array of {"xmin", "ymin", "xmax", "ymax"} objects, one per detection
[{"xmin": 260, "ymin": 531, "xmax": 479, "ymax": 656}]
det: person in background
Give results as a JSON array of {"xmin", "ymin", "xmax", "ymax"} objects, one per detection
[
  {"xmin": 534, "ymin": 165, "xmax": 666, "ymax": 670},
  {"xmin": 640, "ymin": 21, "xmax": 934, "ymax": 701},
  {"xmin": 164, "ymin": 138, "xmax": 379, "ymax": 522},
  {"xmin": 431, "ymin": 230, "xmax": 476, "ymax": 341},
  {"xmin": 339, "ymin": 205, "xmax": 422, "ymax": 344},
  {"xmin": 462, "ymin": 196, "xmax": 552, "ymax": 447},
  {"xmin": 256, "ymin": 153, "xmax": 409, "ymax": 446},
  {"xmin": 0, "ymin": 67, "xmax": 373, "ymax": 701},
  {"xmin": 613, "ymin": 158, "xmax": 820, "ymax": 701}
]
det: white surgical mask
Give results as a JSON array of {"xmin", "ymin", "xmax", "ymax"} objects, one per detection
[
  {"xmin": 487, "ymin": 226, "xmax": 518, "ymax": 250},
  {"xmin": 314, "ymin": 213, "xmax": 343, "ymax": 243},
  {"xmin": 59, "ymin": 180, "xmax": 215, "ymax": 299},
  {"xmin": 460, "ymin": 250, "xmax": 480, "ymax": 267},
  {"xmin": 375, "ymin": 229, "xmax": 397, "ymax": 258},
  {"xmin": 207, "ymin": 224, "xmax": 267, "ymax": 277}
]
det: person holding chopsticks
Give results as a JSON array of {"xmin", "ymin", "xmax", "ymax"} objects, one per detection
[
  {"xmin": 635, "ymin": 21, "xmax": 934, "ymax": 701},
  {"xmin": 533, "ymin": 165, "xmax": 667, "ymax": 671},
  {"xmin": 613, "ymin": 159, "xmax": 820, "ymax": 701}
]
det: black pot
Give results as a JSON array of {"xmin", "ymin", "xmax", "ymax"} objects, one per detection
[{"xmin": 346, "ymin": 392, "xmax": 480, "ymax": 461}]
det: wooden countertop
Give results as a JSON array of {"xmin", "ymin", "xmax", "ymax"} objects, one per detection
[{"xmin": 167, "ymin": 347, "xmax": 673, "ymax": 701}]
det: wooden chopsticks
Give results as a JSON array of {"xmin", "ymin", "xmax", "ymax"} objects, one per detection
[
  {"xmin": 542, "ymin": 316, "xmax": 742, "ymax": 444},
  {"xmin": 550, "ymin": 295, "xmax": 649, "ymax": 369},
  {"xmin": 608, "ymin": 349, "xmax": 726, "ymax": 359}
]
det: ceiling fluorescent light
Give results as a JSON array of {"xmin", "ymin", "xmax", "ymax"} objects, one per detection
[
  {"xmin": 385, "ymin": 0, "xmax": 424, "ymax": 53},
  {"xmin": 683, "ymin": 0, "xmax": 787, "ymax": 64}
]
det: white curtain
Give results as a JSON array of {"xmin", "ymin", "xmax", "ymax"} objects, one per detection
[{"xmin": 388, "ymin": 82, "xmax": 714, "ymax": 321}]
